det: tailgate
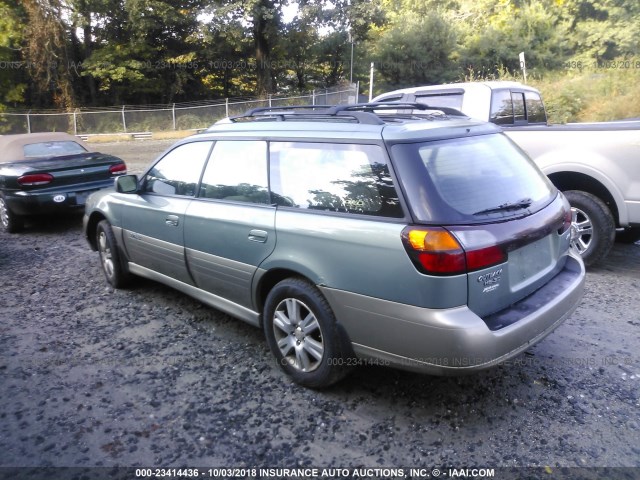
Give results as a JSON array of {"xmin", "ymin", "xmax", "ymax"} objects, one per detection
[{"xmin": 458, "ymin": 197, "xmax": 572, "ymax": 319}]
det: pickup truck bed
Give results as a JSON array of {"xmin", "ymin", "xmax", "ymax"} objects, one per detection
[{"xmin": 373, "ymin": 81, "xmax": 640, "ymax": 265}]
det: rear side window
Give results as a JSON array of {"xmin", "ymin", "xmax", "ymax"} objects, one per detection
[
  {"xmin": 512, "ymin": 92, "xmax": 526, "ymax": 123},
  {"xmin": 525, "ymin": 91, "xmax": 546, "ymax": 123},
  {"xmin": 416, "ymin": 94, "xmax": 463, "ymax": 110},
  {"xmin": 199, "ymin": 140, "xmax": 269, "ymax": 204},
  {"xmin": 391, "ymin": 134, "xmax": 555, "ymax": 224},
  {"xmin": 270, "ymin": 142, "xmax": 403, "ymax": 218},
  {"xmin": 23, "ymin": 141, "xmax": 87, "ymax": 158},
  {"xmin": 489, "ymin": 90, "xmax": 513, "ymax": 125}
]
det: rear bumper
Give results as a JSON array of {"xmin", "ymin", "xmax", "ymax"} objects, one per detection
[
  {"xmin": 321, "ymin": 251, "xmax": 585, "ymax": 375},
  {"xmin": 3, "ymin": 181, "xmax": 113, "ymax": 216}
]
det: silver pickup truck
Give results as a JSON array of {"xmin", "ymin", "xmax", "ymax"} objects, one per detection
[{"xmin": 373, "ymin": 81, "xmax": 640, "ymax": 265}]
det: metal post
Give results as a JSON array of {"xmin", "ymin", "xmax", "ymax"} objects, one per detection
[
  {"xmin": 121, "ymin": 105, "xmax": 127, "ymax": 133},
  {"xmin": 225, "ymin": 98, "xmax": 229, "ymax": 117},
  {"xmin": 73, "ymin": 110, "xmax": 78, "ymax": 135},
  {"xmin": 312, "ymin": 90, "xmax": 316, "ymax": 105},
  {"xmin": 268, "ymin": 95, "xmax": 272, "ymax": 107},
  {"xmin": 27, "ymin": 110, "xmax": 32, "ymax": 134},
  {"xmin": 172, "ymin": 103, "xmax": 176, "ymax": 130},
  {"xmin": 519, "ymin": 52, "xmax": 527, "ymax": 84},
  {"xmin": 369, "ymin": 63, "xmax": 374, "ymax": 102},
  {"xmin": 349, "ymin": 33, "xmax": 354, "ymax": 85}
]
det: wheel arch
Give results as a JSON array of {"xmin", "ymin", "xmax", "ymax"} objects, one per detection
[
  {"xmin": 254, "ymin": 268, "xmax": 317, "ymax": 326},
  {"xmin": 85, "ymin": 211, "xmax": 107, "ymax": 251},
  {"xmin": 547, "ymin": 171, "xmax": 621, "ymax": 227}
]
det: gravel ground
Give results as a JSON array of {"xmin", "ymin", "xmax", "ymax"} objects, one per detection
[
  {"xmin": 90, "ymin": 139, "xmax": 178, "ymax": 174},
  {"xmin": 0, "ymin": 140, "xmax": 639, "ymax": 476}
]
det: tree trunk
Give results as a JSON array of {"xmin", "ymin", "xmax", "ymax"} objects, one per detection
[{"xmin": 253, "ymin": 0, "xmax": 275, "ymax": 96}]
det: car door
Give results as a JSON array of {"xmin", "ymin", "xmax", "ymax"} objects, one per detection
[
  {"xmin": 121, "ymin": 140, "xmax": 213, "ymax": 284},
  {"xmin": 184, "ymin": 140, "xmax": 276, "ymax": 309}
]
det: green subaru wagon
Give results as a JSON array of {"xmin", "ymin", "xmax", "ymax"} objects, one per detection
[{"xmin": 83, "ymin": 103, "xmax": 585, "ymax": 388}]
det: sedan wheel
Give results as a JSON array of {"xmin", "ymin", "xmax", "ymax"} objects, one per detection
[{"xmin": 0, "ymin": 196, "xmax": 24, "ymax": 233}]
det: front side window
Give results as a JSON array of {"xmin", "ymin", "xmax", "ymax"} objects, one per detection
[
  {"xmin": 199, "ymin": 141, "xmax": 269, "ymax": 204},
  {"xmin": 392, "ymin": 133, "xmax": 555, "ymax": 223},
  {"xmin": 270, "ymin": 142, "xmax": 403, "ymax": 218},
  {"xmin": 143, "ymin": 141, "xmax": 212, "ymax": 196}
]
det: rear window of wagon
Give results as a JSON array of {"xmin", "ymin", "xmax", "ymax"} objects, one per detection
[{"xmin": 391, "ymin": 133, "xmax": 556, "ymax": 224}]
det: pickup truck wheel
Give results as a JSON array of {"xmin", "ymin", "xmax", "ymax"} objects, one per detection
[
  {"xmin": 616, "ymin": 227, "xmax": 640, "ymax": 244},
  {"xmin": 96, "ymin": 220, "xmax": 131, "ymax": 288},
  {"xmin": 0, "ymin": 196, "xmax": 24, "ymax": 233},
  {"xmin": 564, "ymin": 190, "xmax": 615, "ymax": 266},
  {"xmin": 263, "ymin": 278, "xmax": 352, "ymax": 388}
]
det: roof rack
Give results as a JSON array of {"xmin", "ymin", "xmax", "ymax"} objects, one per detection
[{"xmin": 226, "ymin": 102, "xmax": 466, "ymax": 125}]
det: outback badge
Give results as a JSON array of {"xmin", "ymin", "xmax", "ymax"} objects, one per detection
[{"xmin": 478, "ymin": 268, "xmax": 502, "ymax": 293}]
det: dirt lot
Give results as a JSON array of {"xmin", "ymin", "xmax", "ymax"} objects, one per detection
[{"xmin": 0, "ymin": 139, "xmax": 639, "ymax": 477}]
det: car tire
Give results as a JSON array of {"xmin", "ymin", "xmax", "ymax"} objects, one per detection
[
  {"xmin": 0, "ymin": 195, "xmax": 24, "ymax": 233},
  {"xmin": 616, "ymin": 227, "xmax": 640, "ymax": 244},
  {"xmin": 564, "ymin": 190, "xmax": 615, "ymax": 266},
  {"xmin": 263, "ymin": 277, "xmax": 352, "ymax": 388},
  {"xmin": 96, "ymin": 219, "xmax": 131, "ymax": 288}
]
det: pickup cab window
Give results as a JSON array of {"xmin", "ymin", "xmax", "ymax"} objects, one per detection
[
  {"xmin": 512, "ymin": 92, "xmax": 526, "ymax": 123},
  {"xmin": 525, "ymin": 91, "xmax": 546, "ymax": 123},
  {"xmin": 490, "ymin": 89, "xmax": 547, "ymax": 125},
  {"xmin": 490, "ymin": 90, "xmax": 513, "ymax": 125}
]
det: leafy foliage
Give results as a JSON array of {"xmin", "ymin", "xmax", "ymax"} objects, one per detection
[{"xmin": 0, "ymin": 0, "xmax": 638, "ymax": 117}]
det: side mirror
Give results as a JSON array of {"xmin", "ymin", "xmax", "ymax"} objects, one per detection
[{"xmin": 115, "ymin": 174, "xmax": 139, "ymax": 193}]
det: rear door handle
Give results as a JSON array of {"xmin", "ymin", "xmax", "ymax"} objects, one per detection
[
  {"xmin": 165, "ymin": 215, "xmax": 179, "ymax": 227},
  {"xmin": 248, "ymin": 229, "xmax": 268, "ymax": 243}
]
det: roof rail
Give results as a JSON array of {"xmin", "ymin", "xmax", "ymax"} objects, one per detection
[{"xmin": 227, "ymin": 101, "xmax": 466, "ymax": 125}]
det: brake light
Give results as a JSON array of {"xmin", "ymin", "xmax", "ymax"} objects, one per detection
[
  {"xmin": 109, "ymin": 163, "xmax": 127, "ymax": 175},
  {"xmin": 466, "ymin": 245, "xmax": 507, "ymax": 270},
  {"xmin": 17, "ymin": 173, "xmax": 54, "ymax": 186},
  {"xmin": 560, "ymin": 208, "xmax": 572, "ymax": 234},
  {"xmin": 401, "ymin": 226, "xmax": 507, "ymax": 275}
]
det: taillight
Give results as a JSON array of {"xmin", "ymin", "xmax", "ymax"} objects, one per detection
[
  {"xmin": 401, "ymin": 226, "xmax": 507, "ymax": 276},
  {"xmin": 560, "ymin": 208, "xmax": 572, "ymax": 234},
  {"xmin": 17, "ymin": 173, "xmax": 54, "ymax": 186},
  {"xmin": 109, "ymin": 163, "xmax": 127, "ymax": 175}
]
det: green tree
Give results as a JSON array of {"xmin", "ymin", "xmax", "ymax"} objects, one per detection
[
  {"xmin": 562, "ymin": 0, "xmax": 640, "ymax": 61},
  {"xmin": 22, "ymin": 0, "xmax": 76, "ymax": 109},
  {"xmin": 0, "ymin": 1, "xmax": 27, "ymax": 110},
  {"xmin": 76, "ymin": 0, "xmax": 205, "ymax": 104},
  {"xmin": 372, "ymin": 12, "xmax": 459, "ymax": 91},
  {"xmin": 458, "ymin": 0, "xmax": 570, "ymax": 76}
]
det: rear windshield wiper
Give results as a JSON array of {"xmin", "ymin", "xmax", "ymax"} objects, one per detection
[{"xmin": 473, "ymin": 198, "xmax": 532, "ymax": 216}]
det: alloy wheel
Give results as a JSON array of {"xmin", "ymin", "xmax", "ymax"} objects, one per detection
[{"xmin": 272, "ymin": 298, "xmax": 325, "ymax": 373}]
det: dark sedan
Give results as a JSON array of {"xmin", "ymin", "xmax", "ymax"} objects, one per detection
[{"xmin": 0, "ymin": 132, "xmax": 127, "ymax": 233}]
